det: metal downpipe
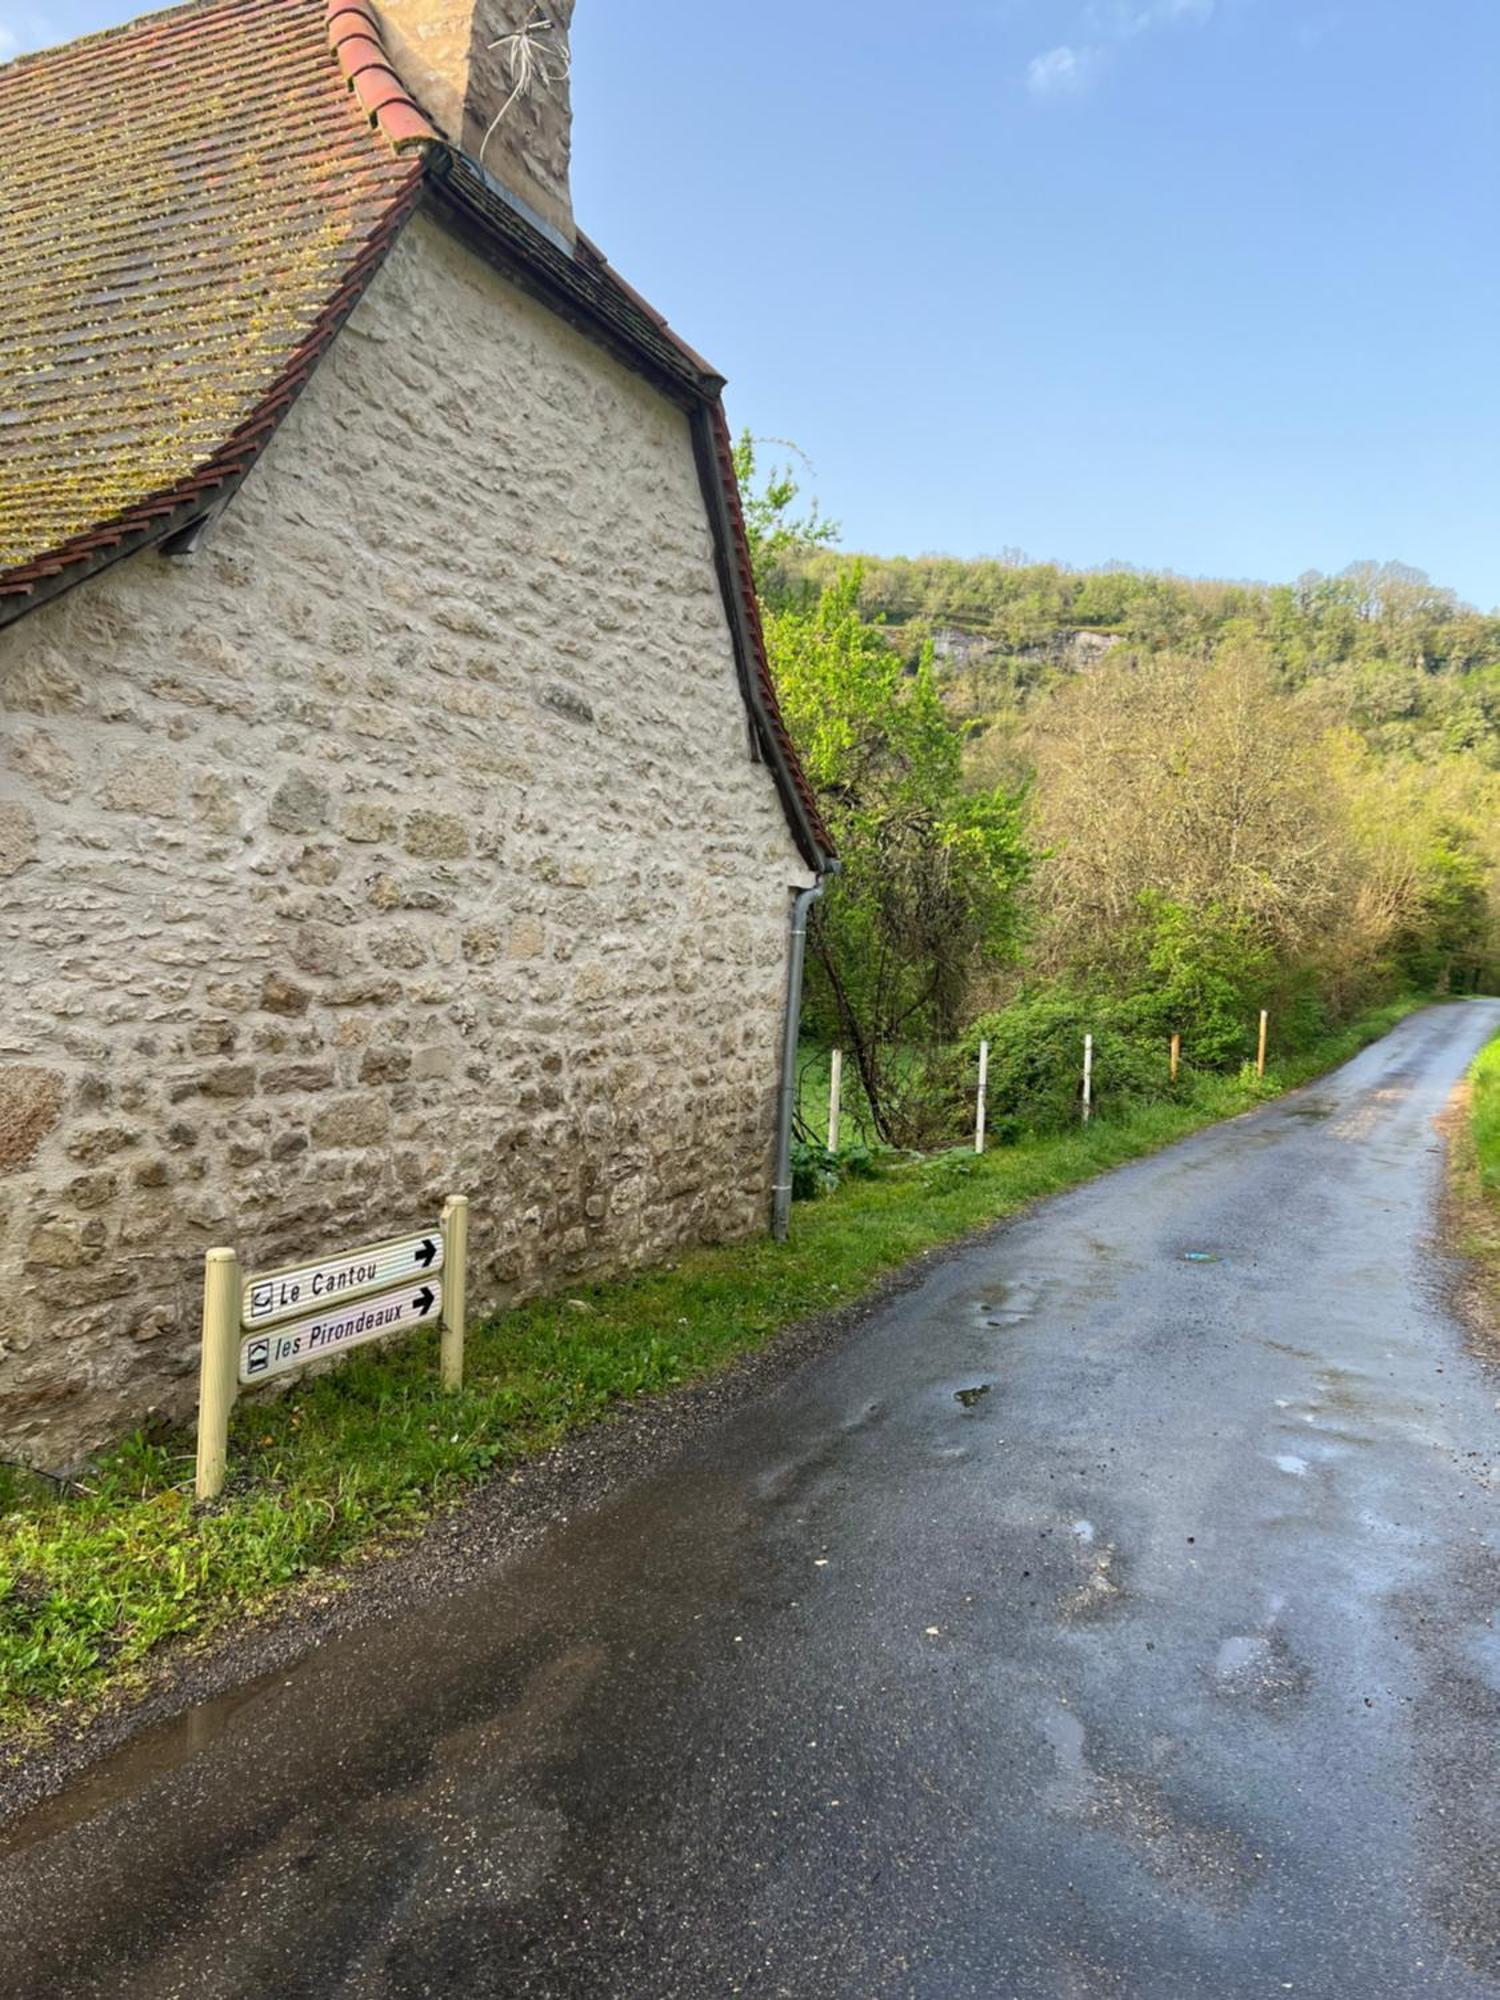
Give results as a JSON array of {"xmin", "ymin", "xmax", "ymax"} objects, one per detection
[{"xmin": 771, "ymin": 877, "xmax": 826, "ymax": 1242}]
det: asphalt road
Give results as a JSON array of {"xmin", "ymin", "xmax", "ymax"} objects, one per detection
[{"xmin": 3, "ymin": 1002, "xmax": 1499, "ymax": 2000}]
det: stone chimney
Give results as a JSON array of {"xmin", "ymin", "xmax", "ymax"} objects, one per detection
[{"xmin": 377, "ymin": 0, "xmax": 575, "ymax": 244}]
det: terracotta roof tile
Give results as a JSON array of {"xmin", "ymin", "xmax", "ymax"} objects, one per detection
[{"xmin": 0, "ymin": 0, "xmax": 435, "ymax": 599}]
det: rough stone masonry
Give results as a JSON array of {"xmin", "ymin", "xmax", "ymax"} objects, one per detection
[{"xmin": 0, "ymin": 215, "xmax": 812, "ymax": 1465}]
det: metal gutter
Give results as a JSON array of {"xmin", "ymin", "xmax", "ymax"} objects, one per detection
[{"xmin": 771, "ymin": 877, "xmax": 828, "ymax": 1240}]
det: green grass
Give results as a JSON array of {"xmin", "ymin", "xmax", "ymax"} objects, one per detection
[
  {"xmin": 0, "ymin": 995, "xmax": 1427, "ymax": 1743},
  {"xmin": 1472, "ymin": 1033, "xmax": 1500, "ymax": 1194}
]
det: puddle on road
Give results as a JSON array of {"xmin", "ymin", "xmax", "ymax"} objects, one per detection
[
  {"xmin": 0, "ymin": 1667, "xmax": 286, "ymax": 1861},
  {"xmin": 976, "ymin": 1281, "xmax": 1042, "ymax": 1330},
  {"xmin": 1210, "ymin": 1627, "xmax": 1313, "ymax": 1709}
]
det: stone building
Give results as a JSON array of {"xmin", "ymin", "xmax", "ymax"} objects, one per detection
[{"xmin": 0, "ymin": 0, "xmax": 834, "ymax": 1464}]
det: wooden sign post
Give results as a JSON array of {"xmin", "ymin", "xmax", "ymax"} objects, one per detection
[
  {"xmin": 196, "ymin": 1195, "xmax": 469, "ymax": 1502},
  {"xmin": 1170, "ymin": 1032, "xmax": 1181, "ymax": 1084},
  {"xmin": 1257, "ymin": 1010, "xmax": 1269, "ymax": 1079}
]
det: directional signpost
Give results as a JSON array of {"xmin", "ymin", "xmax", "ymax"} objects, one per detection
[
  {"xmin": 195, "ymin": 1194, "xmax": 469, "ymax": 1501},
  {"xmin": 241, "ymin": 1231, "xmax": 443, "ymax": 1332},
  {"xmin": 238, "ymin": 1280, "xmax": 443, "ymax": 1386}
]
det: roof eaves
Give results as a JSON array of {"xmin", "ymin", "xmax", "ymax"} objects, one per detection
[
  {"xmin": 693, "ymin": 400, "xmax": 836, "ymax": 870},
  {"xmin": 426, "ymin": 153, "xmax": 723, "ymax": 408}
]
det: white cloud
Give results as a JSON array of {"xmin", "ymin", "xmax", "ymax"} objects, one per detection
[
  {"xmin": 1026, "ymin": 43, "xmax": 1105, "ymax": 98},
  {"xmin": 1087, "ymin": 0, "xmax": 1213, "ymax": 32},
  {"xmin": 1026, "ymin": 0, "xmax": 1213, "ymax": 99}
]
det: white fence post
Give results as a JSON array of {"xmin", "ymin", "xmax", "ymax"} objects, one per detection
[
  {"xmin": 1082, "ymin": 1033, "xmax": 1094, "ymax": 1125},
  {"xmin": 975, "ymin": 1038, "xmax": 990, "ymax": 1154},
  {"xmin": 828, "ymin": 1048, "xmax": 842, "ymax": 1155}
]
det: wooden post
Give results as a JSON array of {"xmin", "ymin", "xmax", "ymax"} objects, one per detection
[
  {"xmin": 1257, "ymin": 1010, "xmax": 1269, "ymax": 1079},
  {"xmin": 440, "ymin": 1194, "xmax": 468, "ymax": 1391},
  {"xmin": 1170, "ymin": 1032, "xmax": 1181, "ymax": 1084},
  {"xmin": 1082, "ymin": 1034, "xmax": 1094, "ymax": 1125},
  {"xmin": 195, "ymin": 1247, "xmax": 241, "ymax": 1503},
  {"xmin": 828, "ymin": 1048, "xmax": 843, "ymax": 1155},
  {"xmin": 975, "ymin": 1039, "xmax": 990, "ymax": 1155}
]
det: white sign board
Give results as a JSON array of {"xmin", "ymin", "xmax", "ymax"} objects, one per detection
[
  {"xmin": 241, "ymin": 1230, "xmax": 443, "ymax": 1331},
  {"xmin": 238, "ymin": 1280, "xmax": 443, "ymax": 1386}
]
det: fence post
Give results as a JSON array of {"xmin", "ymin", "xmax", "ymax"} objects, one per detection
[
  {"xmin": 975, "ymin": 1039, "xmax": 990, "ymax": 1154},
  {"xmin": 1170, "ymin": 1032, "xmax": 1181, "ymax": 1084},
  {"xmin": 1082, "ymin": 1034, "xmax": 1094, "ymax": 1125},
  {"xmin": 440, "ymin": 1193, "xmax": 469, "ymax": 1392},
  {"xmin": 1257, "ymin": 1010, "xmax": 1269, "ymax": 1079},
  {"xmin": 828, "ymin": 1048, "xmax": 842, "ymax": 1155},
  {"xmin": 196, "ymin": 1247, "xmax": 241, "ymax": 1503}
]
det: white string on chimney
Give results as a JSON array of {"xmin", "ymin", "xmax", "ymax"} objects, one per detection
[{"xmin": 479, "ymin": 6, "xmax": 572, "ymax": 170}]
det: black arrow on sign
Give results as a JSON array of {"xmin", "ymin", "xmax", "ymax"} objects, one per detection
[
  {"xmin": 414, "ymin": 1239, "xmax": 438, "ymax": 1269},
  {"xmin": 413, "ymin": 1286, "xmax": 436, "ymax": 1316}
]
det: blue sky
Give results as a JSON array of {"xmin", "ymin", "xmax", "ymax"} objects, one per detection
[{"xmin": 8, "ymin": 0, "xmax": 1499, "ymax": 606}]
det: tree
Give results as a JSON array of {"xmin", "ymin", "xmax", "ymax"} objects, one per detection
[
  {"xmin": 1028, "ymin": 641, "xmax": 1350, "ymax": 974},
  {"xmin": 767, "ymin": 572, "xmax": 1030, "ymax": 1142},
  {"xmin": 735, "ymin": 428, "xmax": 1031, "ymax": 1139},
  {"xmin": 731, "ymin": 432, "xmax": 837, "ymax": 605}
]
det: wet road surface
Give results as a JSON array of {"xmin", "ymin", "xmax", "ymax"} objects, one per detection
[{"xmin": 3, "ymin": 1002, "xmax": 1499, "ymax": 1999}]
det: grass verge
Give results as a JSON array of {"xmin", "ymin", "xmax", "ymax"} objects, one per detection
[
  {"xmin": 1472, "ymin": 1033, "xmax": 1500, "ymax": 1193},
  {"xmin": 0, "ymin": 995, "xmax": 1428, "ymax": 1744},
  {"xmin": 1446, "ymin": 1029, "xmax": 1500, "ymax": 1358}
]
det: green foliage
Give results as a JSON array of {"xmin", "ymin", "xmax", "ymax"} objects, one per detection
[
  {"xmin": 738, "ymin": 445, "xmax": 1031, "ymax": 1144},
  {"xmin": 731, "ymin": 431, "xmax": 838, "ymax": 604},
  {"xmin": 918, "ymin": 1146, "xmax": 982, "ymax": 1193},
  {"xmin": 744, "ymin": 452, "xmax": 1495, "ymax": 1141},
  {"xmin": 1474, "ymin": 1035, "xmax": 1500, "ymax": 1194},
  {"xmin": 766, "ymin": 570, "xmax": 1030, "ymax": 1136},
  {"xmin": 790, "ymin": 1140, "xmax": 840, "ymax": 1201},
  {"xmin": 789, "ymin": 1137, "xmax": 884, "ymax": 1202},
  {"xmin": 787, "ymin": 551, "xmax": 1500, "ymax": 741},
  {"xmin": 962, "ymin": 988, "xmax": 1170, "ymax": 1132},
  {"xmin": 1135, "ymin": 897, "xmax": 1276, "ymax": 1067}
]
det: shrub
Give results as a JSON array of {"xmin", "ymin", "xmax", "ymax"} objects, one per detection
[{"xmin": 961, "ymin": 986, "xmax": 1170, "ymax": 1132}]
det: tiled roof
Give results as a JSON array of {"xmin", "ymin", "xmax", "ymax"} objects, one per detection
[{"xmin": 0, "ymin": 0, "xmax": 434, "ymax": 604}]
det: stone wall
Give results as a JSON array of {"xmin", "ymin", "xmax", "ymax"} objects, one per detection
[{"xmin": 0, "ymin": 211, "xmax": 810, "ymax": 1466}]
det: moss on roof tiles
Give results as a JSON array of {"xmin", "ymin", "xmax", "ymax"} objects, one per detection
[{"xmin": 0, "ymin": 0, "xmax": 424, "ymax": 580}]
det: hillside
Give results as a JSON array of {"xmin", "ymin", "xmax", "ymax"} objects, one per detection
[
  {"xmin": 749, "ymin": 464, "xmax": 1500, "ymax": 1147},
  {"xmin": 786, "ymin": 551, "xmax": 1500, "ymax": 767}
]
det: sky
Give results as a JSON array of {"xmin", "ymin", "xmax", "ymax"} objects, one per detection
[{"xmin": 7, "ymin": 0, "xmax": 1499, "ymax": 607}]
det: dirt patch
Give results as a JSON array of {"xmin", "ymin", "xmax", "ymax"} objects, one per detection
[{"xmin": 1437, "ymin": 1082, "xmax": 1500, "ymax": 1369}]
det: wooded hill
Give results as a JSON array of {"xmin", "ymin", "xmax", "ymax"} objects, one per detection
[
  {"xmin": 745, "ymin": 444, "xmax": 1500, "ymax": 1146},
  {"xmin": 789, "ymin": 552, "xmax": 1500, "ymax": 767}
]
